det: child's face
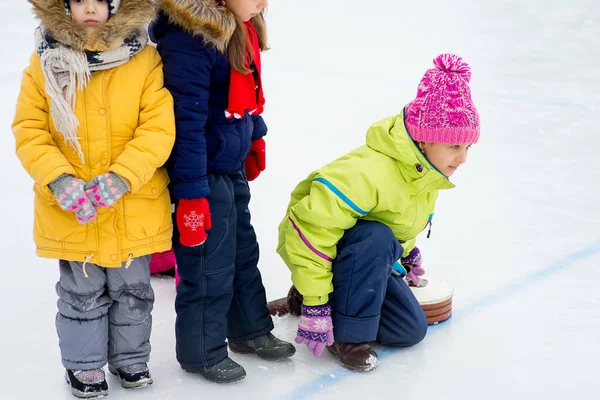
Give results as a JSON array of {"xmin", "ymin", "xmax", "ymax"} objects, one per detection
[
  {"xmin": 225, "ymin": 0, "xmax": 268, "ymax": 22},
  {"xmin": 421, "ymin": 142, "xmax": 472, "ymax": 177},
  {"xmin": 69, "ymin": 0, "xmax": 109, "ymax": 35}
]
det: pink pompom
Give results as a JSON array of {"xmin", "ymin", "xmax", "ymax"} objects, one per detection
[{"xmin": 433, "ymin": 53, "xmax": 471, "ymax": 82}]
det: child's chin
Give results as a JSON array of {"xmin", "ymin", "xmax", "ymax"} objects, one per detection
[{"xmin": 82, "ymin": 26, "xmax": 102, "ymax": 35}]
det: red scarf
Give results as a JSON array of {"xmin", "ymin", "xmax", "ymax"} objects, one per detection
[{"xmin": 225, "ymin": 21, "xmax": 265, "ymax": 119}]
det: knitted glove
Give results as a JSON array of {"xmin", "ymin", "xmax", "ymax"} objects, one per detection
[
  {"xmin": 176, "ymin": 198, "xmax": 212, "ymax": 247},
  {"xmin": 48, "ymin": 174, "xmax": 97, "ymax": 224},
  {"xmin": 402, "ymin": 247, "xmax": 425, "ymax": 285},
  {"xmin": 295, "ymin": 303, "xmax": 334, "ymax": 357},
  {"xmin": 244, "ymin": 138, "xmax": 266, "ymax": 181},
  {"xmin": 85, "ymin": 172, "xmax": 129, "ymax": 208}
]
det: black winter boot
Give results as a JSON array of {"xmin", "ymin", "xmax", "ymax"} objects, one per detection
[
  {"xmin": 65, "ymin": 368, "xmax": 109, "ymax": 398},
  {"xmin": 229, "ymin": 332, "xmax": 296, "ymax": 360},
  {"xmin": 182, "ymin": 357, "xmax": 246, "ymax": 383},
  {"xmin": 108, "ymin": 362, "xmax": 153, "ymax": 389}
]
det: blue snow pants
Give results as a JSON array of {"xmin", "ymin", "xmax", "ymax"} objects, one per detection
[
  {"xmin": 329, "ymin": 220, "xmax": 428, "ymax": 346},
  {"xmin": 172, "ymin": 171, "xmax": 274, "ymax": 368}
]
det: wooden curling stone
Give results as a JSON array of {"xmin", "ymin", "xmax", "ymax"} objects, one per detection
[{"xmin": 409, "ymin": 278, "xmax": 453, "ymax": 325}]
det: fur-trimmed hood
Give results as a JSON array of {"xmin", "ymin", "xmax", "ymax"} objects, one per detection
[
  {"xmin": 28, "ymin": 0, "xmax": 157, "ymax": 51},
  {"xmin": 156, "ymin": 0, "xmax": 236, "ymax": 52}
]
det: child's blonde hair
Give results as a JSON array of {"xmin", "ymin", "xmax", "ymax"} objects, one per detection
[{"xmin": 226, "ymin": 7, "xmax": 268, "ymax": 73}]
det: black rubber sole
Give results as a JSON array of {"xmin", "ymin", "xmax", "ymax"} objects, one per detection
[{"xmin": 181, "ymin": 367, "xmax": 247, "ymax": 384}]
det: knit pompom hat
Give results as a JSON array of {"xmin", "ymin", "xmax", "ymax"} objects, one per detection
[
  {"xmin": 405, "ymin": 54, "xmax": 480, "ymax": 144},
  {"xmin": 64, "ymin": 0, "xmax": 121, "ymax": 17}
]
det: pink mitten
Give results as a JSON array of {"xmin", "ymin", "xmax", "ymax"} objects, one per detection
[
  {"xmin": 295, "ymin": 303, "xmax": 334, "ymax": 357},
  {"xmin": 48, "ymin": 174, "xmax": 97, "ymax": 224},
  {"xmin": 402, "ymin": 247, "xmax": 425, "ymax": 285},
  {"xmin": 85, "ymin": 172, "xmax": 129, "ymax": 208}
]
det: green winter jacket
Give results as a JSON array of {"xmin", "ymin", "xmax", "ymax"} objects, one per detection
[{"xmin": 276, "ymin": 110, "xmax": 455, "ymax": 306}]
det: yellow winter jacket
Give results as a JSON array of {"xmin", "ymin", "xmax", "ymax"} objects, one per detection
[{"xmin": 12, "ymin": 46, "xmax": 176, "ymax": 267}]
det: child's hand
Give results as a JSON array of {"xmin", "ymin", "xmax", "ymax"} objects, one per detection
[
  {"xmin": 401, "ymin": 247, "xmax": 425, "ymax": 285},
  {"xmin": 244, "ymin": 138, "xmax": 266, "ymax": 181},
  {"xmin": 85, "ymin": 172, "xmax": 129, "ymax": 208},
  {"xmin": 176, "ymin": 198, "xmax": 212, "ymax": 247},
  {"xmin": 49, "ymin": 174, "xmax": 97, "ymax": 224},
  {"xmin": 295, "ymin": 303, "xmax": 334, "ymax": 357}
]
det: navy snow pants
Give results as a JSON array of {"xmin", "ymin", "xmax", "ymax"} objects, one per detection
[
  {"xmin": 329, "ymin": 220, "xmax": 428, "ymax": 346},
  {"xmin": 173, "ymin": 171, "xmax": 273, "ymax": 368}
]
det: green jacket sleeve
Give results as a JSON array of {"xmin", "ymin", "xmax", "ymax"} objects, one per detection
[{"xmin": 277, "ymin": 171, "xmax": 378, "ymax": 306}]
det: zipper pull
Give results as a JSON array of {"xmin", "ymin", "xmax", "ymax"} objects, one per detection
[{"xmin": 426, "ymin": 213, "xmax": 433, "ymax": 238}]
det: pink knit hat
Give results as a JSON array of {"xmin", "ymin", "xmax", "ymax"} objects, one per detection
[{"xmin": 405, "ymin": 54, "xmax": 480, "ymax": 144}]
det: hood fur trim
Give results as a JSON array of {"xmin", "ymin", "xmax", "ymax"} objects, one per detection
[
  {"xmin": 29, "ymin": 0, "xmax": 157, "ymax": 51},
  {"xmin": 158, "ymin": 0, "xmax": 236, "ymax": 52}
]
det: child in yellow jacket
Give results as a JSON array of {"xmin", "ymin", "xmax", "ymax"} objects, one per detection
[{"xmin": 12, "ymin": 1, "xmax": 175, "ymax": 397}]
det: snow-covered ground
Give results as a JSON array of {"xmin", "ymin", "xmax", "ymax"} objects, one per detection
[{"xmin": 1, "ymin": 0, "xmax": 598, "ymax": 399}]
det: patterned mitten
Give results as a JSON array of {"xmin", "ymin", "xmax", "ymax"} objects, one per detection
[
  {"xmin": 401, "ymin": 247, "xmax": 425, "ymax": 285},
  {"xmin": 176, "ymin": 198, "xmax": 212, "ymax": 247},
  {"xmin": 85, "ymin": 172, "xmax": 129, "ymax": 208},
  {"xmin": 295, "ymin": 303, "xmax": 334, "ymax": 357},
  {"xmin": 49, "ymin": 174, "xmax": 97, "ymax": 224}
]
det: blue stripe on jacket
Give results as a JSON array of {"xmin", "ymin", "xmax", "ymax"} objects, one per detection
[{"xmin": 313, "ymin": 177, "xmax": 369, "ymax": 215}]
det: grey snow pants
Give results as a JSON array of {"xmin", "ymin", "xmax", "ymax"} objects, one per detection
[{"xmin": 56, "ymin": 256, "xmax": 154, "ymax": 370}]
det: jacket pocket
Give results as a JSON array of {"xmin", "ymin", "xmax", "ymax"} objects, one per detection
[
  {"xmin": 123, "ymin": 168, "xmax": 172, "ymax": 241},
  {"xmin": 206, "ymin": 118, "xmax": 227, "ymax": 161},
  {"xmin": 207, "ymin": 114, "xmax": 252, "ymax": 168},
  {"xmin": 235, "ymin": 116, "xmax": 253, "ymax": 162},
  {"xmin": 33, "ymin": 183, "xmax": 88, "ymax": 243}
]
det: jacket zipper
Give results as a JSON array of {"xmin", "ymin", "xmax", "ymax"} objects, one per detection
[{"xmin": 426, "ymin": 213, "xmax": 433, "ymax": 238}]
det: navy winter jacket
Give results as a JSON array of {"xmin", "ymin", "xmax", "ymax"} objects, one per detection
[{"xmin": 150, "ymin": 13, "xmax": 267, "ymax": 200}]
